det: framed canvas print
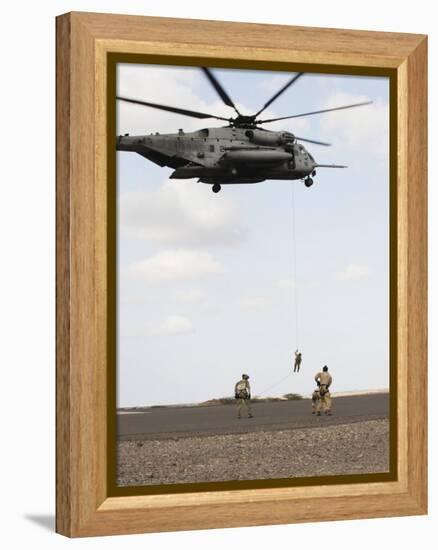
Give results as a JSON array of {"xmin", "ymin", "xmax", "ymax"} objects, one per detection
[{"xmin": 56, "ymin": 12, "xmax": 427, "ymax": 537}]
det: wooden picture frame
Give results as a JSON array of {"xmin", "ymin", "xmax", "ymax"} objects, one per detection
[{"xmin": 56, "ymin": 11, "xmax": 427, "ymax": 537}]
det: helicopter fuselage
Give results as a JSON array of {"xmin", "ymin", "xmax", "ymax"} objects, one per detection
[{"xmin": 116, "ymin": 126, "xmax": 317, "ymax": 185}]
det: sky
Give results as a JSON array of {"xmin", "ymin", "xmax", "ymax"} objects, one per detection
[{"xmin": 116, "ymin": 63, "xmax": 390, "ymax": 407}]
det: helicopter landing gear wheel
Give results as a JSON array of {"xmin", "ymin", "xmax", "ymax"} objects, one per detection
[
  {"xmin": 212, "ymin": 183, "xmax": 221, "ymax": 193},
  {"xmin": 304, "ymin": 177, "xmax": 314, "ymax": 188}
]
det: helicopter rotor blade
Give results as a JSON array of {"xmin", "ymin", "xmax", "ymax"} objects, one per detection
[
  {"xmin": 201, "ymin": 68, "xmax": 241, "ymax": 116},
  {"xmin": 258, "ymin": 100, "xmax": 373, "ymax": 124},
  {"xmin": 295, "ymin": 136, "xmax": 331, "ymax": 146},
  {"xmin": 116, "ymin": 96, "xmax": 231, "ymax": 122},
  {"xmin": 254, "ymin": 72, "xmax": 304, "ymax": 117},
  {"xmin": 314, "ymin": 164, "xmax": 347, "ymax": 168}
]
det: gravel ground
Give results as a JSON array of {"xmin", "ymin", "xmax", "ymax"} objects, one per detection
[{"xmin": 116, "ymin": 419, "xmax": 389, "ymax": 486}]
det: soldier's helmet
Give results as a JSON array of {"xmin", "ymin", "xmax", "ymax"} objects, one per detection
[
  {"xmin": 242, "ymin": 374, "xmax": 250, "ymax": 380},
  {"xmin": 323, "ymin": 365, "xmax": 328, "ymax": 372}
]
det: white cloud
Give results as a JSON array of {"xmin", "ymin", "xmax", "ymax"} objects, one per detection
[
  {"xmin": 120, "ymin": 179, "xmax": 248, "ymax": 248},
  {"xmin": 155, "ymin": 315, "xmax": 194, "ymax": 335},
  {"xmin": 117, "ymin": 64, "xmax": 225, "ymax": 135},
  {"xmin": 275, "ymin": 277, "xmax": 296, "ymax": 290},
  {"xmin": 117, "ymin": 64, "xmax": 247, "ymax": 135},
  {"xmin": 275, "ymin": 277, "xmax": 320, "ymax": 290},
  {"xmin": 258, "ymin": 74, "xmax": 294, "ymax": 95},
  {"xmin": 129, "ymin": 249, "xmax": 223, "ymax": 283},
  {"xmin": 238, "ymin": 297, "xmax": 272, "ymax": 309},
  {"xmin": 336, "ymin": 263, "xmax": 371, "ymax": 281},
  {"xmin": 175, "ymin": 289, "xmax": 204, "ymax": 303},
  {"xmin": 318, "ymin": 92, "xmax": 389, "ymax": 156}
]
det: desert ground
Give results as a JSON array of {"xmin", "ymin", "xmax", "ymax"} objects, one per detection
[{"xmin": 116, "ymin": 393, "xmax": 390, "ymax": 486}]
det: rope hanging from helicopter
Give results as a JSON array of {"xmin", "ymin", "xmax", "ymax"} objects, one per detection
[
  {"xmin": 257, "ymin": 183, "xmax": 301, "ymax": 397},
  {"xmin": 291, "ymin": 182, "xmax": 300, "ymax": 350}
]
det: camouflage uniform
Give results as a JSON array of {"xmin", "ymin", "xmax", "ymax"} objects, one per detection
[
  {"xmin": 294, "ymin": 350, "xmax": 302, "ymax": 372},
  {"xmin": 311, "ymin": 389, "xmax": 320, "ymax": 414},
  {"xmin": 314, "ymin": 370, "xmax": 333, "ymax": 415},
  {"xmin": 235, "ymin": 377, "xmax": 253, "ymax": 418}
]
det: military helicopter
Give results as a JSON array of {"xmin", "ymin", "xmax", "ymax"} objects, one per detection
[{"xmin": 116, "ymin": 69, "xmax": 372, "ymax": 193}]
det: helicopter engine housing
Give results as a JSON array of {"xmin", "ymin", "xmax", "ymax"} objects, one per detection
[{"xmin": 245, "ymin": 129, "xmax": 294, "ymax": 146}]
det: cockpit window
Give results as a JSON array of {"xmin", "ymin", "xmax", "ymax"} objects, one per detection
[{"xmin": 197, "ymin": 128, "xmax": 209, "ymax": 137}]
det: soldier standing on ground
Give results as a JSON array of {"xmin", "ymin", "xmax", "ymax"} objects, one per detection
[
  {"xmin": 294, "ymin": 350, "xmax": 302, "ymax": 372},
  {"xmin": 314, "ymin": 365, "xmax": 333, "ymax": 415},
  {"xmin": 234, "ymin": 374, "xmax": 253, "ymax": 419},
  {"xmin": 311, "ymin": 387, "xmax": 320, "ymax": 414}
]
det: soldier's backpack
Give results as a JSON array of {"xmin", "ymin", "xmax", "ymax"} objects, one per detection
[{"xmin": 236, "ymin": 380, "xmax": 248, "ymax": 398}]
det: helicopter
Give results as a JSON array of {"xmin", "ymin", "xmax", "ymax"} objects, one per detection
[{"xmin": 116, "ymin": 69, "xmax": 372, "ymax": 193}]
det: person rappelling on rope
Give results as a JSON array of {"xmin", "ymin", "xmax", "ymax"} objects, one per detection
[{"xmin": 294, "ymin": 349, "xmax": 302, "ymax": 372}]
